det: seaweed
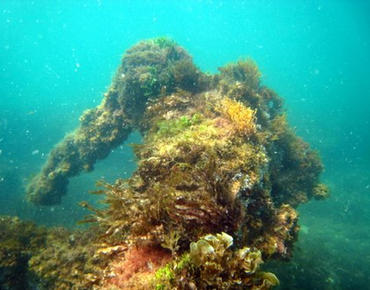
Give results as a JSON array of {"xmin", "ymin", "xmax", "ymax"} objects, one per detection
[
  {"xmin": 14, "ymin": 39, "xmax": 328, "ymax": 289},
  {"xmin": 26, "ymin": 37, "xmax": 202, "ymax": 206},
  {"xmin": 0, "ymin": 216, "xmax": 47, "ymax": 289},
  {"xmin": 217, "ymin": 97, "xmax": 257, "ymax": 136},
  {"xmin": 219, "ymin": 58, "xmax": 261, "ymax": 91},
  {"xmin": 152, "ymin": 233, "xmax": 279, "ymax": 289}
]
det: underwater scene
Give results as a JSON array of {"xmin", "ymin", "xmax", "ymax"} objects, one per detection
[{"xmin": 0, "ymin": 1, "xmax": 369, "ymax": 289}]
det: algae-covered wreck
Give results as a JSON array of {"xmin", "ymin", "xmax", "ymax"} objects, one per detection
[{"xmin": 1, "ymin": 38, "xmax": 328, "ymax": 289}]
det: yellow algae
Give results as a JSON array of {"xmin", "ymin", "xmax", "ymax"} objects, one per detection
[{"xmin": 217, "ymin": 97, "xmax": 257, "ymax": 136}]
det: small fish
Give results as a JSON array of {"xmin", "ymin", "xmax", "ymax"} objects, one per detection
[{"xmin": 32, "ymin": 149, "xmax": 39, "ymax": 155}]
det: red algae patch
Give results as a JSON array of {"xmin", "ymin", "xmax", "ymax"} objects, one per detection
[{"xmin": 103, "ymin": 244, "xmax": 172, "ymax": 289}]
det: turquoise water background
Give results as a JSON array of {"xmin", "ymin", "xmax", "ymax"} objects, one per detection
[{"xmin": 1, "ymin": 1, "xmax": 369, "ymax": 288}]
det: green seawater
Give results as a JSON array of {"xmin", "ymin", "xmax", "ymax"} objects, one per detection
[{"xmin": 0, "ymin": 1, "xmax": 369, "ymax": 288}]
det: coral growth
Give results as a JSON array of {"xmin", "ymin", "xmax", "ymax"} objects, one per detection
[{"xmin": 6, "ymin": 38, "xmax": 329, "ymax": 289}]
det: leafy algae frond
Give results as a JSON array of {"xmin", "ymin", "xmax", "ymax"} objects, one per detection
[{"xmin": 153, "ymin": 232, "xmax": 279, "ymax": 289}]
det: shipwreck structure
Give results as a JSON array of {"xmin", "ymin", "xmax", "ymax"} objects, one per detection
[{"xmin": 1, "ymin": 38, "xmax": 328, "ymax": 289}]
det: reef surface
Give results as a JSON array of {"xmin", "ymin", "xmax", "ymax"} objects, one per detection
[{"xmin": 1, "ymin": 38, "xmax": 328, "ymax": 289}]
